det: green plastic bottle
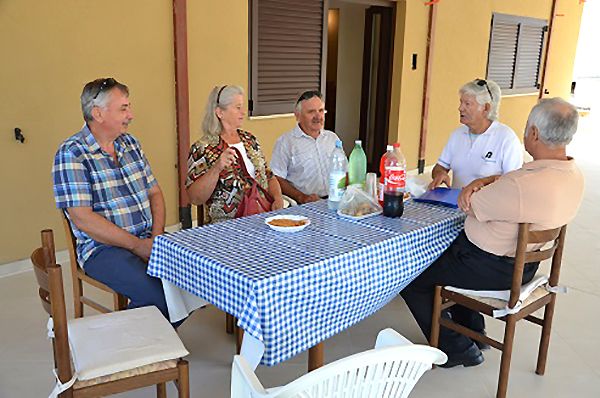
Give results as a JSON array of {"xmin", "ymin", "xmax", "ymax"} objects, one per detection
[{"xmin": 348, "ymin": 140, "xmax": 367, "ymax": 187}]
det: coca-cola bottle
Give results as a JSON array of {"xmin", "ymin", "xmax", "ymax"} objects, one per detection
[
  {"xmin": 378, "ymin": 145, "xmax": 393, "ymax": 206},
  {"xmin": 383, "ymin": 143, "xmax": 406, "ymax": 218}
]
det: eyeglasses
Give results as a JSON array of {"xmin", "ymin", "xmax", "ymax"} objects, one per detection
[
  {"xmin": 475, "ymin": 79, "xmax": 493, "ymax": 102},
  {"xmin": 92, "ymin": 78, "xmax": 117, "ymax": 100},
  {"xmin": 296, "ymin": 90, "xmax": 323, "ymax": 105},
  {"xmin": 216, "ymin": 85, "xmax": 227, "ymax": 105}
]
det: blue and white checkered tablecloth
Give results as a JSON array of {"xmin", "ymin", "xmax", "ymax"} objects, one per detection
[{"xmin": 148, "ymin": 199, "xmax": 465, "ymax": 366}]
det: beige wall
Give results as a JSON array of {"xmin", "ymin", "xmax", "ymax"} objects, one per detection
[
  {"xmin": 187, "ymin": 1, "xmax": 295, "ymax": 161},
  {"xmin": 0, "ymin": 0, "xmax": 297, "ymax": 265},
  {"xmin": 0, "ymin": 0, "xmax": 583, "ymax": 265},
  {"xmin": 389, "ymin": 0, "xmax": 428, "ymax": 170},
  {"xmin": 388, "ymin": 0, "xmax": 583, "ymax": 169},
  {"xmin": 0, "ymin": 0, "xmax": 178, "ymax": 264}
]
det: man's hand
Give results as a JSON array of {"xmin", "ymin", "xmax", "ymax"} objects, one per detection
[
  {"xmin": 271, "ymin": 197, "xmax": 285, "ymax": 210},
  {"xmin": 428, "ymin": 172, "xmax": 450, "ymax": 190},
  {"xmin": 131, "ymin": 237, "xmax": 154, "ymax": 262},
  {"xmin": 458, "ymin": 181, "xmax": 483, "ymax": 212},
  {"xmin": 299, "ymin": 193, "xmax": 320, "ymax": 204},
  {"xmin": 458, "ymin": 176, "xmax": 499, "ymax": 212}
]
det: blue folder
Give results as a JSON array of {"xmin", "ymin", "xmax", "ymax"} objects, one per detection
[{"xmin": 414, "ymin": 187, "xmax": 460, "ymax": 208}]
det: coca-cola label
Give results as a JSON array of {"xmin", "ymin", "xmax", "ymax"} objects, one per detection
[{"xmin": 384, "ymin": 166, "xmax": 406, "ymax": 190}]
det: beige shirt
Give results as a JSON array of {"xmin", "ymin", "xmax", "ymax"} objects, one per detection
[{"xmin": 465, "ymin": 158, "xmax": 584, "ymax": 257}]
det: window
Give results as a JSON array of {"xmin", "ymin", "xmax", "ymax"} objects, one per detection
[
  {"xmin": 249, "ymin": 0, "xmax": 326, "ymax": 116},
  {"xmin": 487, "ymin": 13, "xmax": 548, "ymax": 95}
]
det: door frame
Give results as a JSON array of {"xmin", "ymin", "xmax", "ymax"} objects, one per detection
[{"xmin": 358, "ymin": 5, "xmax": 395, "ymax": 172}]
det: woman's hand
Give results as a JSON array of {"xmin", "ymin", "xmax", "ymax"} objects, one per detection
[
  {"xmin": 188, "ymin": 148, "xmax": 236, "ymax": 206},
  {"xmin": 299, "ymin": 193, "xmax": 320, "ymax": 204},
  {"xmin": 271, "ymin": 197, "xmax": 285, "ymax": 211},
  {"xmin": 267, "ymin": 176, "xmax": 284, "ymax": 210},
  {"xmin": 215, "ymin": 148, "xmax": 237, "ymax": 172}
]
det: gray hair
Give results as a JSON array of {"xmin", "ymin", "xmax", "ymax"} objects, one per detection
[
  {"xmin": 526, "ymin": 97, "xmax": 578, "ymax": 147},
  {"xmin": 459, "ymin": 79, "xmax": 501, "ymax": 121},
  {"xmin": 80, "ymin": 78, "xmax": 129, "ymax": 122},
  {"xmin": 294, "ymin": 90, "xmax": 323, "ymax": 114},
  {"xmin": 202, "ymin": 85, "xmax": 245, "ymax": 136}
]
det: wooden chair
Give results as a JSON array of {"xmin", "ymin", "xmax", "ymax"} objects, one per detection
[
  {"xmin": 195, "ymin": 204, "xmax": 235, "ymax": 335},
  {"xmin": 232, "ymin": 328, "xmax": 447, "ymax": 397},
  {"xmin": 430, "ymin": 223, "xmax": 567, "ymax": 398},
  {"xmin": 32, "ymin": 229, "xmax": 190, "ymax": 398},
  {"xmin": 61, "ymin": 212, "xmax": 128, "ymax": 317},
  {"xmin": 195, "ymin": 203, "xmax": 207, "ymax": 227}
]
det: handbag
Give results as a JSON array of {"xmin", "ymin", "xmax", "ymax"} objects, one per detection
[{"xmin": 230, "ymin": 146, "xmax": 274, "ymax": 218}]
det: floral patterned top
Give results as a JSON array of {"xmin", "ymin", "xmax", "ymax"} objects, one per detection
[{"xmin": 186, "ymin": 130, "xmax": 273, "ymax": 223}]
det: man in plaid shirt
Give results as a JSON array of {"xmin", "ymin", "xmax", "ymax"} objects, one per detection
[{"xmin": 52, "ymin": 78, "xmax": 174, "ymax": 324}]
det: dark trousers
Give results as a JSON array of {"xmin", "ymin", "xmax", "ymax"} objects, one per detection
[
  {"xmin": 84, "ymin": 246, "xmax": 183, "ymax": 327},
  {"xmin": 400, "ymin": 231, "xmax": 538, "ymax": 354}
]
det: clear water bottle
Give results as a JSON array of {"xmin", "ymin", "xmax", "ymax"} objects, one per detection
[
  {"xmin": 383, "ymin": 143, "xmax": 407, "ymax": 218},
  {"xmin": 328, "ymin": 139, "xmax": 348, "ymax": 210},
  {"xmin": 347, "ymin": 140, "xmax": 367, "ymax": 187}
]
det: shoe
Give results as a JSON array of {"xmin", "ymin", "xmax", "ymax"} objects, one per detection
[
  {"xmin": 474, "ymin": 330, "xmax": 491, "ymax": 351},
  {"xmin": 439, "ymin": 343, "xmax": 484, "ymax": 368},
  {"xmin": 475, "ymin": 340, "xmax": 491, "ymax": 351}
]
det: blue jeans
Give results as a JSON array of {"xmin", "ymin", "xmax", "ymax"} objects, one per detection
[{"xmin": 84, "ymin": 245, "xmax": 182, "ymax": 327}]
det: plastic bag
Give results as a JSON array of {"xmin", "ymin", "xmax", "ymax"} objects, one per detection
[
  {"xmin": 337, "ymin": 185, "xmax": 383, "ymax": 219},
  {"xmin": 406, "ymin": 174, "xmax": 430, "ymax": 198}
]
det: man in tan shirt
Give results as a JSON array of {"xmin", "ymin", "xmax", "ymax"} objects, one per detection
[{"xmin": 401, "ymin": 98, "xmax": 584, "ymax": 368}]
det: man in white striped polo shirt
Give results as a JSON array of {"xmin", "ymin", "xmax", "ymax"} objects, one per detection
[{"xmin": 270, "ymin": 90, "xmax": 341, "ymax": 204}]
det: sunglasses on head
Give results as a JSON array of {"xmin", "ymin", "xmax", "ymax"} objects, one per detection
[
  {"xmin": 93, "ymin": 78, "xmax": 117, "ymax": 100},
  {"xmin": 475, "ymin": 79, "xmax": 493, "ymax": 102},
  {"xmin": 296, "ymin": 90, "xmax": 322, "ymax": 105}
]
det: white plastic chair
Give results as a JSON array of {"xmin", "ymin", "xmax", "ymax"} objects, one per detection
[{"xmin": 231, "ymin": 328, "xmax": 447, "ymax": 398}]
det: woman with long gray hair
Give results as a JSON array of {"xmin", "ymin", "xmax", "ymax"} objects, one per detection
[
  {"xmin": 186, "ymin": 85, "xmax": 284, "ymax": 223},
  {"xmin": 429, "ymin": 79, "xmax": 523, "ymax": 190}
]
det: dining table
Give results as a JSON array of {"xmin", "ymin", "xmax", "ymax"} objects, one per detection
[{"xmin": 147, "ymin": 199, "xmax": 465, "ymax": 370}]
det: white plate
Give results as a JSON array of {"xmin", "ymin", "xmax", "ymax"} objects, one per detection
[
  {"xmin": 265, "ymin": 215, "xmax": 311, "ymax": 233},
  {"xmin": 337, "ymin": 209, "xmax": 382, "ymax": 220}
]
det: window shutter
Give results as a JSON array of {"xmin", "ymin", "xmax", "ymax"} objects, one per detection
[
  {"xmin": 250, "ymin": 0, "xmax": 326, "ymax": 116},
  {"xmin": 487, "ymin": 13, "xmax": 547, "ymax": 95},
  {"xmin": 487, "ymin": 19, "xmax": 519, "ymax": 89},
  {"xmin": 513, "ymin": 23, "xmax": 546, "ymax": 89}
]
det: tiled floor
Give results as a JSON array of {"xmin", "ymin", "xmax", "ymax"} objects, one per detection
[{"xmin": 1, "ymin": 111, "xmax": 599, "ymax": 397}]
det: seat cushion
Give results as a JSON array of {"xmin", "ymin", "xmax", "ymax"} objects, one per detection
[
  {"xmin": 68, "ymin": 306, "xmax": 188, "ymax": 381},
  {"xmin": 460, "ymin": 286, "xmax": 550, "ymax": 310},
  {"xmin": 74, "ymin": 359, "xmax": 177, "ymax": 389},
  {"xmin": 445, "ymin": 275, "xmax": 551, "ymax": 308}
]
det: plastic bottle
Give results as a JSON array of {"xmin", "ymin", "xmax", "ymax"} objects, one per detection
[
  {"xmin": 383, "ymin": 143, "xmax": 407, "ymax": 218},
  {"xmin": 328, "ymin": 139, "xmax": 348, "ymax": 210},
  {"xmin": 347, "ymin": 140, "xmax": 367, "ymax": 187},
  {"xmin": 378, "ymin": 145, "xmax": 394, "ymax": 206}
]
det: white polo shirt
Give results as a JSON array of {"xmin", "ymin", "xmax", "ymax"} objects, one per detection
[
  {"xmin": 437, "ymin": 120, "xmax": 523, "ymax": 189},
  {"xmin": 270, "ymin": 124, "xmax": 340, "ymax": 197}
]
